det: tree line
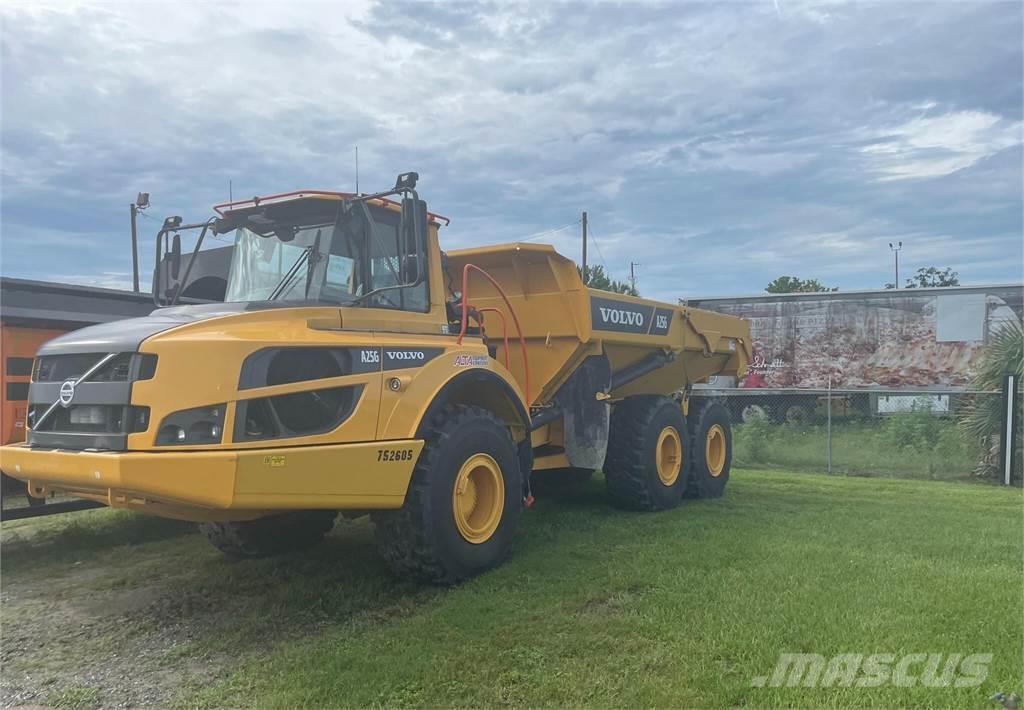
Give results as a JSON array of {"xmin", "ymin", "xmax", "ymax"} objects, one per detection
[
  {"xmin": 577, "ymin": 262, "xmax": 962, "ymax": 296},
  {"xmin": 765, "ymin": 267, "xmax": 960, "ymax": 293}
]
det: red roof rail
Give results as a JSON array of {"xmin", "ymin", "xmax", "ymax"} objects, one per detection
[{"xmin": 210, "ymin": 189, "xmax": 451, "ymax": 225}]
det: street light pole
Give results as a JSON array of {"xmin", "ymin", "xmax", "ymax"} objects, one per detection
[
  {"xmin": 131, "ymin": 192, "xmax": 150, "ymax": 293},
  {"xmin": 888, "ymin": 241, "xmax": 903, "ymax": 288},
  {"xmin": 581, "ymin": 211, "xmax": 588, "ymax": 284},
  {"xmin": 130, "ymin": 203, "xmax": 140, "ymax": 292}
]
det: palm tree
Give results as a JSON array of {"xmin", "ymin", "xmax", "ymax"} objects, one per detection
[{"xmin": 960, "ymin": 320, "xmax": 1023, "ymax": 483}]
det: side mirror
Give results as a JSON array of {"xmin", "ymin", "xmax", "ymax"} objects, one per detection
[
  {"xmin": 171, "ymin": 233, "xmax": 182, "ymax": 280},
  {"xmin": 394, "ymin": 172, "xmax": 419, "ymax": 190},
  {"xmin": 399, "ymin": 197, "xmax": 428, "ymax": 285},
  {"xmin": 274, "ymin": 225, "xmax": 297, "ymax": 242}
]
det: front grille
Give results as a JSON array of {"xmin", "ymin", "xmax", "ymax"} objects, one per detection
[
  {"xmin": 27, "ymin": 352, "xmax": 157, "ymax": 451},
  {"xmin": 29, "ymin": 404, "xmax": 149, "ymax": 434},
  {"xmin": 34, "ymin": 353, "xmax": 104, "ymax": 382},
  {"xmin": 33, "ymin": 353, "xmax": 153, "ymax": 383}
]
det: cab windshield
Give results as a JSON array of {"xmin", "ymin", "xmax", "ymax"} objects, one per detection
[{"xmin": 224, "ymin": 202, "xmax": 428, "ymax": 311}]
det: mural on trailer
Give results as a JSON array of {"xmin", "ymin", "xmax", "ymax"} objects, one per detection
[{"xmin": 701, "ymin": 288, "xmax": 1023, "ymax": 390}]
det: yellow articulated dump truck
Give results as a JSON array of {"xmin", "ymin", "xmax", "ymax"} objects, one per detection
[{"xmin": 0, "ymin": 173, "xmax": 750, "ymax": 584}]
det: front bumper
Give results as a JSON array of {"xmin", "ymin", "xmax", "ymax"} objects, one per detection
[{"xmin": 0, "ymin": 440, "xmax": 423, "ymax": 520}]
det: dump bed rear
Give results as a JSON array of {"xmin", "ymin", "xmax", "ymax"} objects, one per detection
[{"xmin": 444, "ymin": 243, "xmax": 750, "ymax": 405}]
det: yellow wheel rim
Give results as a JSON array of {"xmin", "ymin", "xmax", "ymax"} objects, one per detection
[
  {"xmin": 705, "ymin": 424, "xmax": 727, "ymax": 477},
  {"xmin": 655, "ymin": 426, "xmax": 683, "ymax": 486},
  {"xmin": 452, "ymin": 453, "xmax": 504, "ymax": 545}
]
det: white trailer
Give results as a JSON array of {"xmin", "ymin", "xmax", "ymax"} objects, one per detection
[{"xmin": 686, "ymin": 283, "xmax": 1023, "ymax": 422}]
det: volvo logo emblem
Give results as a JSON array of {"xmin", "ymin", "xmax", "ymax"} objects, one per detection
[
  {"xmin": 59, "ymin": 380, "xmax": 76, "ymax": 407},
  {"xmin": 386, "ymin": 351, "xmax": 425, "ymax": 361},
  {"xmin": 598, "ymin": 306, "xmax": 644, "ymax": 327}
]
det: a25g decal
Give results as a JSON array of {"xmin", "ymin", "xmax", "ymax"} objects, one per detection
[{"xmin": 377, "ymin": 448, "xmax": 415, "ymax": 462}]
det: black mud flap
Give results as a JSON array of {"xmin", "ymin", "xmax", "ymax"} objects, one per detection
[{"xmin": 554, "ymin": 355, "xmax": 612, "ymax": 471}]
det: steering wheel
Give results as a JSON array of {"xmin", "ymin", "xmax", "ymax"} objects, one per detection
[{"xmin": 373, "ymin": 291, "xmax": 401, "ymax": 309}]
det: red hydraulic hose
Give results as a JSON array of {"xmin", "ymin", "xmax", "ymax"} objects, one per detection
[
  {"xmin": 476, "ymin": 307, "xmax": 510, "ymax": 369},
  {"xmin": 456, "ymin": 263, "xmax": 531, "ymax": 405}
]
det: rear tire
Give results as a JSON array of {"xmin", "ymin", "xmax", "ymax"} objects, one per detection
[
  {"xmin": 688, "ymin": 402, "xmax": 732, "ymax": 498},
  {"xmin": 604, "ymin": 395, "xmax": 689, "ymax": 510},
  {"xmin": 372, "ymin": 405, "xmax": 522, "ymax": 585},
  {"xmin": 783, "ymin": 403, "xmax": 811, "ymax": 425},
  {"xmin": 199, "ymin": 510, "xmax": 337, "ymax": 559},
  {"xmin": 740, "ymin": 403, "xmax": 770, "ymax": 423}
]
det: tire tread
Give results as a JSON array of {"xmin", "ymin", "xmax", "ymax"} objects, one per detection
[
  {"xmin": 604, "ymin": 395, "xmax": 685, "ymax": 510},
  {"xmin": 687, "ymin": 400, "xmax": 732, "ymax": 498},
  {"xmin": 373, "ymin": 405, "xmax": 517, "ymax": 585}
]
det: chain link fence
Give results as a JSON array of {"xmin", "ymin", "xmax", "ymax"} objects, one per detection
[{"xmin": 693, "ymin": 388, "xmax": 1019, "ymax": 483}]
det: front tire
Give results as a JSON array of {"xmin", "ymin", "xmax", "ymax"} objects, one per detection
[
  {"xmin": 372, "ymin": 405, "xmax": 522, "ymax": 585},
  {"xmin": 604, "ymin": 395, "xmax": 689, "ymax": 510},
  {"xmin": 199, "ymin": 510, "xmax": 337, "ymax": 559}
]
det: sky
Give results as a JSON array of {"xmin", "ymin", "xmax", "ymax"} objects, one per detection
[{"xmin": 1, "ymin": 0, "xmax": 1022, "ymax": 301}]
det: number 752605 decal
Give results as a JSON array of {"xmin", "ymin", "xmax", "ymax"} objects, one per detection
[{"xmin": 377, "ymin": 448, "xmax": 415, "ymax": 462}]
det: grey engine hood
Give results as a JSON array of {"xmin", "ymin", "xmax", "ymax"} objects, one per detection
[{"xmin": 36, "ymin": 301, "xmax": 314, "ymax": 356}]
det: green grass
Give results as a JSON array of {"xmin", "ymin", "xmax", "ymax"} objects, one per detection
[
  {"xmin": 733, "ymin": 418, "xmax": 979, "ymax": 480},
  {"xmin": 46, "ymin": 686, "xmax": 100, "ymax": 710},
  {"xmin": 2, "ymin": 470, "xmax": 1021, "ymax": 708}
]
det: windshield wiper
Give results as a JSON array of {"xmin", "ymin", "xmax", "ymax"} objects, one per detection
[
  {"xmin": 267, "ymin": 247, "xmax": 311, "ymax": 300},
  {"xmin": 267, "ymin": 229, "xmax": 321, "ymax": 301}
]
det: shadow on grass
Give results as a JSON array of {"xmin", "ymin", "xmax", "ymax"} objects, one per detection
[
  {"xmin": 0, "ymin": 514, "xmax": 444, "ymax": 709},
  {"xmin": 529, "ymin": 473, "xmax": 613, "ymax": 510},
  {"xmin": 116, "ymin": 520, "xmax": 444, "ymax": 658},
  {"xmin": 2, "ymin": 485, "xmax": 629, "ymax": 672},
  {"xmin": 1, "ymin": 509, "xmax": 195, "ymax": 571}
]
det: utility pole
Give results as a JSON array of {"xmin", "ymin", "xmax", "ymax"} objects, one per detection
[
  {"xmin": 355, "ymin": 146, "xmax": 359, "ymax": 195},
  {"xmin": 130, "ymin": 192, "xmax": 150, "ymax": 293},
  {"xmin": 581, "ymin": 211, "xmax": 588, "ymax": 284},
  {"xmin": 629, "ymin": 261, "xmax": 640, "ymax": 293},
  {"xmin": 888, "ymin": 241, "xmax": 903, "ymax": 288}
]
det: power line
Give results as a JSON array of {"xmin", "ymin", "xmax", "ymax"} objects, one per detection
[
  {"xmin": 587, "ymin": 223, "xmax": 633, "ymax": 287},
  {"xmin": 587, "ymin": 225, "xmax": 610, "ymax": 272},
  {"xmin": 520, "ymin": 219, "xmax": 585, "ymax": 243}
]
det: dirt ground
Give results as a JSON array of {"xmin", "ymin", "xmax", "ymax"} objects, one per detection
[
  {"xmin": 0, "ymin": 508, "xmax": 414, "ymax": 709},
  {"xmin": 2, "ymin": 512, "xmax": 216, "ymax": 708}
]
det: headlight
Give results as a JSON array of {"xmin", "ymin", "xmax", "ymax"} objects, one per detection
[
  {"xmin": 155, "ymin": 404, "xmax": 225, "ymax": 446},
  {"xmin": 70, "ymin": 406, "xmax": 107, "ymax": 426}
]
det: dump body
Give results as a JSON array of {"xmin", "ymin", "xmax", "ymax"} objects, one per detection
[
  {"xmin": 445, "ymin": 243, "xmax": 749, "ymax": 474},
  {"xmin": 445, "ymin": 243, "xmax": 750, "ymax": 405}
]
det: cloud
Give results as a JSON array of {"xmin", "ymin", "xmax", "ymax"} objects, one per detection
[
  {"xmin": 861, "ymin": 110, "xmax": 1023, "ymax": 180},
  {"xmin": 1, "ymin": 0, "xmax": 1021, "ymax": 301}
]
